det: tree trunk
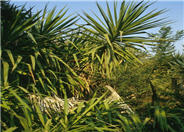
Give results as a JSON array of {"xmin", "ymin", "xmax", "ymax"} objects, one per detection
[
  {"xmin": 171, "ymin": 78, "xmax": 179, "ymax": 96},
  {"xmin": 149, "ymin": 79, "xmax": 158, "ymax": 106}
]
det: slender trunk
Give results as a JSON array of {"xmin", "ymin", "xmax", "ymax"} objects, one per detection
[
  {"xmin": 171, "ymin": 78, "xmax": 179, "ymax": 96},
  {"xmin": 149, "ymin": 79, "xmax": 158, "ymax": 105},
  {"xmin": 178, "ymin": 79, "xmax": 184, "ymax": 91}
]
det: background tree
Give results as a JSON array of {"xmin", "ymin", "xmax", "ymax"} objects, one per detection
[{"xmin": 112, "ymin": 26, "xmax": 184, "ymax": 108}]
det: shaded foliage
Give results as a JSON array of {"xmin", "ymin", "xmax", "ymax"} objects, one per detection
[{"xmin": 1, "ymin": 1, "xmax": 184, "ymax": 132}]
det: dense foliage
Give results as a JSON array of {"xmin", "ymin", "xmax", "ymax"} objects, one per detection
[{"xmin": 1, "ymin": 1, "xmax": 184, "ymax": 132}]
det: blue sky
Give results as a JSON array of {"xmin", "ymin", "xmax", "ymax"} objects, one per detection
[{"xmin": 11, "ymin": 0, "xmax": 184, "ymax": 53}]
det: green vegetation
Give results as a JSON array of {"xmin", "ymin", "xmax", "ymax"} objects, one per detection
[{"xmin": 1, "ymin": 1, "xmax": 184, "ymax": 132}]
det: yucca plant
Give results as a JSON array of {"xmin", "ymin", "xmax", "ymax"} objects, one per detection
[
  {"xmin": 1, "ymin": 86, "xmax": 119, "ymax": 132},
  {"xmin": 80, "ymin": 1, "xmax": 168, "ymax": 78},
  {"xmin": 2, "ymin": 61, "xmax": 183, "ymax": 131},
  {"xmin": 1, "ymin": 1, "xmax": 89, "ymax": 98},
  {"xmin": 3, "ymin": 1, "xmax": 184, "ymax": 132},
  {"xmin": 1, "ymin": 1, "xmax": 41, "ymax": 47},
  {"xmin": 115, "ymin": 113, "xmax": 150, "ymax": 132},
  {"xmin": 152, "ymin": 106, "xmax": 184, "ymax": 132}
]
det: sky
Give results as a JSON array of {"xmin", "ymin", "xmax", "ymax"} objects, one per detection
[{"xmin": 11, "ymin": 0, "xmax": 184, "ymax": 53}]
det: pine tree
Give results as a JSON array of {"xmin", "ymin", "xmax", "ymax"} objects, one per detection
[{"xmin": 147, "ymin": 26, "xmax": 184, "ymax": 105}]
